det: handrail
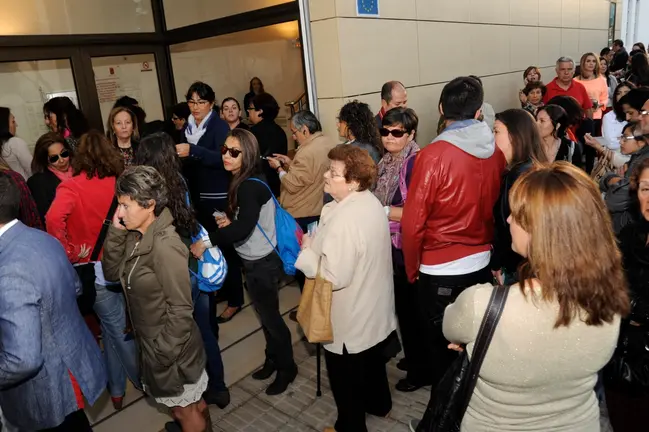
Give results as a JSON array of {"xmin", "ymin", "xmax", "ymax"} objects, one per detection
[{"xmin": 285, "ymin": 92, "xmax": 307, "ymax": 117}]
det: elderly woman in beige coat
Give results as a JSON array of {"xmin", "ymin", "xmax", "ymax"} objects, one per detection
[{"xmin": 295, "ymin": 145, "xmax": 397, "ymax": 432}]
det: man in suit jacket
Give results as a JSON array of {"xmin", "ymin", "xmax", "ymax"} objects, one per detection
[{"xmin": 0, "ymin": 173, "xmax": 106, "ymax": 431}]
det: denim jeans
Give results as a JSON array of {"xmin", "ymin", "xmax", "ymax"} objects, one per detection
[
  {"xmin": 93, "ymin": 283, "xmax": 140, "ymax": 397},
  {"xmin": 191, "ymin": 276, "xmax": 227, "ymax": 392}
]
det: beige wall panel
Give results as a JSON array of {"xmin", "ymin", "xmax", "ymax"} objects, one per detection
[
  {"xmin": 579, "ymin": 0, "xmax": 611, "ymax": 29},
  {"xmin": 539, "ymin": 27, "xmax": 563, "ymax": 67},
  {"xmin": 562, "ymin": 0, "xmax": 581, "ymax": 28},
  {"xmin": 415, "ymin": 0, "xmax": 471, "ymax": 22},
  {"xmin": 418, "ymin": 22, "xmax": 473, "ymax": 84},
  {"xmin": 311, "ymin": 19, "xmax": 344, "ymax": 98},
  {"xmin": 511, "ymin": 0, "xmax": 540, "ymax": 26},
  {"xmin": 316, "ymin": 97, "xmax": 345, "ymax": 142},
  {"xmin": 469, "ymin": 0, "xmax": 510, "ymax": 25},
  {"xmin": 538, "ymin": 0, "xmax": 563, "ymax": 27},
  {"xmin": 510, "ymin": 26, "xmax": 540, "ymax": 71},
  {"xmin": 482, "ymin": 72, "xmax": 521, "ymax": 114},
  {"xmin": 335, "ymin": 0, "xmax": 417, "ymax": 19},
  {"xmin": 338, "ymin": 18, "xmax": 420, "ymax": 96},
  {"xmin": 561, "ymin": 28, "xmax": 581, "ymax": 60},
  {"xmin": 309, "ymin": 0, "xmax": 336, "ymax": 21},
  {"xmin": 469, "ymin": 25, "xmax": 511, "ymax": 76},
  {"xmin": 405, "ymin": 84, "xmax": 445, "ymax": 146},
  {"xmin": 578, "ymin": 29, "xmax": 609, "ymax": 54}
]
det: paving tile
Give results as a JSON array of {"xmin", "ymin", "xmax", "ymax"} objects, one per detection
[
  {"xmin": 209, "ymin": 385, "xmax": 256, "ymax": 423},
  {"xmin": 279, "ymin": 418, "xmax": 317, "ymax": 431},
  {"xmin": 217, "ymin": 397, "xmax": 291, "ymax": 432},
  {"xmin": 294, "ymin": 390, "xmax": 338, "ymax": 431},
  {"xmin": 257, "ymin": 374, "xmax": 324, "ymax": 418}
]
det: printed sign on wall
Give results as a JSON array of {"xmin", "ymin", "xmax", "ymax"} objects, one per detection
[{"xmin": 356, "ymin": 0, "xmax": 379, "ymax": 17}]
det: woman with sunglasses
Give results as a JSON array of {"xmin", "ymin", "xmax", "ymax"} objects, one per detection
[
  {"xmin": 601, "ymin": 121, "xmax": 649, "ymax": 233},
  {"xmin": 373, "ymin": 107, "xmax": 422, "ymax": 392},
  {"xmin": 190, "ymin": 129, "xmax": 297, "ymax": 397},
  {"xmin": 26, "ymin": 132, "xmax": 73, "ymax": 225}
]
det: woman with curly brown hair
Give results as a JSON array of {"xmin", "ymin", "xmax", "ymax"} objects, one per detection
[
  {"xmin": 337, "ymin": 100, "xmax": 383, "ymax": 164},
  {"xmin": 46, "ymin": 130, "xmax": 139, "ymax": 411},
  {"xmin": 296, "ymin": 144, "xmax": 397, "ymax": 432}
]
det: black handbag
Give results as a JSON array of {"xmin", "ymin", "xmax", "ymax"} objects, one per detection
[
  {"xmin": 74, "ymin": 197, "xmax": 119, "ymax": 316},
  {"xmin": 417, "ymin": 285, "xmax": 510, "ymax": 432},
  {"xmin": 604, "ymin": 318, "xmax": 649, "ymax": 394}
]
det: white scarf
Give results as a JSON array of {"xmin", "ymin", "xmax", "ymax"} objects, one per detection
[{"xmin": 185, "ymin": 111, "xmax": 213, "ymax": 145}]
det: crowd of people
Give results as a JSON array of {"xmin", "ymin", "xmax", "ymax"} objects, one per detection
[{"xmin": 1, "ymin": 40, "xmax": 649, "ymax": 432}]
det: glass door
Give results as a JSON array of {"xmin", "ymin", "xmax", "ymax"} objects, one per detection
[
  {"xmin": 0, "ymin": 59, "xmax": 79, "ymax": 149},
  {"xmin": 91, "ymin": 53, "xmax": 164, "ymax": 130}
]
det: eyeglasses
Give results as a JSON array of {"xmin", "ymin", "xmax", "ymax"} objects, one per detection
[
  {"xmin": 48, "ymin": 149, "xmax": 70, "ymax": 164},
  {"xmin": 187, "ymin": 100, "xmax": 209, "ymax": 107},
  {"xmin": 620, "ymin": 135, "xmax": 646, "ymax": 142},
  {"xmin": 379, "ymin": 128, "xmax": 409, "ymax": 138},
  {"xmin": 641, "ymin": 110, "xmax": 649, "ymax": 116},
  {"xmin": 220, "ymin": 146, "xmax": 242, "ymax": 158},
  {"xmin": 326, "ymin": 167, "xmax": 345, "ymax": 178}
]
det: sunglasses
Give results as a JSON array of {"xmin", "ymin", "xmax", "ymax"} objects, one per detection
[
  {"xmin": 48, "ymin": 150, "xmax": 70, "ymax": 164},
  {"xmin": 220, "ymin": 146, "xmax": 242, "ymax": 158},
  {"xmin": 379, "ymin": 128, "xmax": 409, "ymax": 138}
]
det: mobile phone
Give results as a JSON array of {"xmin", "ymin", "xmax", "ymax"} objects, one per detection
[
  {"xmin": 213, "ymin": 210, "xmax": 226, "ymax": 218},
  {"xmin": 307, "ymin": 221, "xmax": 318, "ymax": 236}
]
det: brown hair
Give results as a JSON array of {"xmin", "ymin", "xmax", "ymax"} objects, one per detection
[
  {"xmin": 327, "ymin": 145, "xmax": 377, "ymax": 191},
  {"xmin": 630, "ymin": 157, "xmax": 649, "ymax": 191},
  {"xmin": 31, "ymin": 132, "xmax": 70, "ymax": 174},
  {"xmin": 226, "ymin": 129, "xmax": 262, "ymax": 217},
  {"xmin": 106, "ymin": 106, "xmax": 140, "ymax": 146},
  {"xmin": 72, "ymin": 130, "xmax": 124, "ymax": 179},
  {"xmin": 579, "ymin": 52, "xmax": 601, "ymax": 78},
  {"xmin": 509, "ymin": 162, "xmax": 629, "ymax": 327},
  {"xmin": 523, "ymin": 66, "xmax": 541, "ymax": 82},
  {"xmin": 495, "ymin": 109, "xmax": 548, "ymax": 167}
]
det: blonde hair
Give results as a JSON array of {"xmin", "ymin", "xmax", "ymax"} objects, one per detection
[
  {"xmin": 579, "ymin": 52, "xmax": 601, "ymax": 78},
  {"xmin": 509, "ymin": 162, "xmax": 629, "ymax": 327},
  {"xmin": 106, "ymin": 106, "xmax": 140, "ymax": 146}
]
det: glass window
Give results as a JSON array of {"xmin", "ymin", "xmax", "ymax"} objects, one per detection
[
  {"xmin": 164, "ymin": 0, "xmax": 294, "ymax": 30},
  {"xmin": 170, "ymin": 21, "xmax": 305, "ymax": 146},
  {"xmin": 91, "ymin": 54, "xmax": 165, "ymax": 129},
  {"xmin": 0, "ymin": 0, "xmax": 154, "ymax": 35},
  {"xmin": 0, "ymin": 60, "xmax": 78, "ymax": 149},
  {"xmin": 608, "ymin": 1, "xmax": 617, "ymax": 46}
]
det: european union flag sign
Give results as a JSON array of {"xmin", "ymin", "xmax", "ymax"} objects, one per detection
[{"xmin": 356, "ymin": 0, "xmax": 379, "ymax": 17}]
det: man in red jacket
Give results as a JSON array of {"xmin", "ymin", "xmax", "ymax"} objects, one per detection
[{"xmin": 401, "ymin": 77, "xmax": 506, "ymax": 392}]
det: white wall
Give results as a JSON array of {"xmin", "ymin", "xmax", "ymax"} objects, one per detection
[
  {"xmin": 309, "ymin": 0, "xmax": 611, "ymax": 145},
  {"xmin": 0, "ymin": 0, "xmax": 153, "ymax": 35},
  {"xmin": 622, "ymin": 0, "xmax": 649, "ymax": 48},
  {"xmin": 0, "ymin": 60, "xmax": 76, "ymax": 148}
]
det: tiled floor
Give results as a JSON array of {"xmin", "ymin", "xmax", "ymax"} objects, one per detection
[
  {"xmin": 209, "ymin": 341, "xmax": 428, "ymax": 432},
  {"xmin": 89, "ymin": 281, "xmax": 430, "ymax": 431}
]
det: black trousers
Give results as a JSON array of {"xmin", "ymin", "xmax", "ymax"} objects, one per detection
[
  {"xmin": 241, "ymin": 252, "xmax": 295, "ymax": 371},
  {"xmin": 39, "ymin": 410, "xmax": 92, "ymax": 432},
  {"xmin": 324, "ymin": 341, "xmax": 392, "ymax": 432},
  {"xmin": 294, "ymin": 215, "xmax": 320, "ymax": 292},
  {"xmin": 417, "ymin": 267, "xmax": 492, "ymax": 388},
  {"xmin": 394, "ymin": 264, "xmax": 431, "ymax": 385},
  {"xmin": 221, "ymin": 245, "xmax": 244, "ymax": 308}
]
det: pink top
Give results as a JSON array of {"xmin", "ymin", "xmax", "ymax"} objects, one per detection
[{"xmin": 574, "ymin": 76, "xmax": 608, "ymax": 120}]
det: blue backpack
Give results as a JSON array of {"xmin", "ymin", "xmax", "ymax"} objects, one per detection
[{"xmin": 248, "ymin": 178, "xmax": 303, "ymax": 276}]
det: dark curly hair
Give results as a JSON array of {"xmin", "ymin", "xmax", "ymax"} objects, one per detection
[
  {"xmin": 72, "ymin": 131, "xmax": 124, "ymax": 179},
  {"xmin": 338, "ymin": 100, "xmax": 383, "ymax": 157},
  {"xmin": 327, "ymin": 144, "xmax": 377, "ymax": 191},
  {"xmin": 31, "ymin": 132, "xmax": 71, "ymax": 174},
  {"xmin": 522, "ymin": 81, "xmax": 547, "ymax": 97},
  {"xmin": 136, "ymin": 132, "xmax": 197, "ymax": 235},
  {"xmin": 630, "ymin": 157, "xmax": 649, "ymax": 192},
  {"xmin": 43, "ymin": 97, "xmax": 89, "ymax": 138}
]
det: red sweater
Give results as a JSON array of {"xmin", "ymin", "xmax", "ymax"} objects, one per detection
[{"xmin": 46, "ymin": 173, "xmax": 116, "ymax": 264}]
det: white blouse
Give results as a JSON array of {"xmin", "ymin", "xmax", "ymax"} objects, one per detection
[{"xmin": 295, "ymin": 190, "xmax": 397, "ymax": 355}]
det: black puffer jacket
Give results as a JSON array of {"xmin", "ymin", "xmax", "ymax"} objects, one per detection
[{"xmin": 619, "ymin": 218, "xmax": 649, "ymax": 324}]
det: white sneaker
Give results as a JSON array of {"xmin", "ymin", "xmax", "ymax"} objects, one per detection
[{"xmin": 409, "ymin": 419, "xmax": 419, "ymax": 432}]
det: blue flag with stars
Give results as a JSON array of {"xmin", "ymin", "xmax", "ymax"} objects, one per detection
[{"xmin": 356, "ymin": 0, "xmax": 379, "ymax": 17}]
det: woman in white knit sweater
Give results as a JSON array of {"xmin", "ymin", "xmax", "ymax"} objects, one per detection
[
  {"xmin": 441, "ymin": 163, "xmax": 629, "ymax": 432},
  {"xmin": 296, "ymin": 144, "xmax": 397, "ymax": 432}
]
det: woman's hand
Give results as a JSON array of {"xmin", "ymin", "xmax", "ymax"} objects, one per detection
[
  {"xmin": 190, "ymin": 241, "xmax": 207, "ymax": 259},
  {"xmin": 519, "ymin": 91, "xmax": 527, "ymax": 105},
  {"xmin": 583, "ymin": 133, "xmax": 602, "ymax": 151},
  {"xmin": 176, "ymin": 144, "xmax": 191, "ymax": 158},
  {"xmin": 301, "ymin": 233, "xmax": 312, "ymax": 250},
  {"xmin": 388, "ymin": 206, "xmax": 403, "ymax": 222},
  {"xmin": 492, "ymin": 269, "xmax": 504, "ymax": 285},
  {"xmin": 617, "ymin": 164, "xmax": 628, "ymax": 176},
  {"xmin": 448, "ymin": 343, "xmax": 464, "ymax": 352},
  {"xmin": 78, "ymin": 244, "xmax": 91, "ymax": 259},
  {"xmin": 215, "ymin": 215, "xmax": 231, "ymax": 229},
  {"xmin": 112, "ymin": 211, "xmax": 126, "ymax": 230}
]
